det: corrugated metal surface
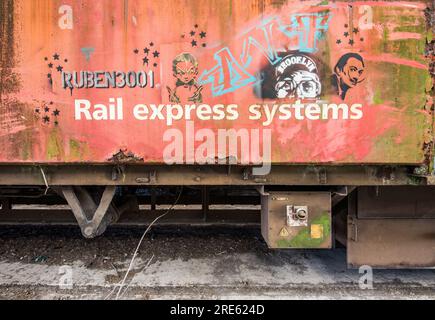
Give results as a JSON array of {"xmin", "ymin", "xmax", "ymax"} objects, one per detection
[{"xmin": 0, "ymin": 0, "xmax": 433, "ymax": 164}]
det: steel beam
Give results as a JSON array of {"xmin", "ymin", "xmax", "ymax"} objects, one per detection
[
  {"xmin": 0, "ymin": 165, "xmax": 421, "ymax": 186},
  {"xmin": 61, "ymin": 186, "xmax": 119, "ymax": 238}
]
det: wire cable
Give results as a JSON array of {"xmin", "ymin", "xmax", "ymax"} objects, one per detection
[{"xmin": 104, "ymin": 186, "xmax": 184, "ymax": 300}]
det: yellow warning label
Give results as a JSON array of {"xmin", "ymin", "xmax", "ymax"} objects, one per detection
[
  {"xmin": 311, "ymin": 224, "xmax": 324, "ymax": 239},
  {"xmin": 279, "ymin": 227, "xmax": 289, "ymax": 237}
]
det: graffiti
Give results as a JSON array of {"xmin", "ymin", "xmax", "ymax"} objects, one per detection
[
  {"xmin": 274, "ymin": 53, "xmax": 321, "ymax": 99},
  {"xmin": 3, "ymin": 0, "xmax": 431, "ymax": 167},
  {"xmin": 336, "ymin": 23, "xmax": 364, "ymax": 47},
  {"xmin": 198, "ymin": 12, "xmax": 330, "ymax": 97},
  {"xmin": 281, "ymin": 13, "xmax": 330, "ymax": 53},
  {"xmin": 135, "ymin": 42, "xmax": 160, "ymax": 68},
  {"xmin": 44, "ymin": 53, "xmax": 69, "ymax": 87},
  {"xmin": 336, "ymin": 5, "xmax": 371, "ymax": 47},
  {"xmin": 80, "ymin": 47, "xmax": 95, "ymax": 61},
  {"xmin": 332, "ymin": 53, "xmax": 365, "ymax": 100},
  {"xmin": 181, "ymin": 24, "xmax": 208, "ymax": 48},
  {"xmin": 34, "ymin": 101, "xmax": 61, "ymax": 126},
  {"xmin": 62, "ymin": 71, "xmax": 154, "ymax": 89},
  {"xmin": 167, "ymin": 53, "xmax": 203, "ymax": 103}
]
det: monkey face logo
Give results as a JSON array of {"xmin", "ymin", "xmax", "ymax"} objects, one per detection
[{"xmin": 274, "ymin": 54, "xmax": 321, "ymax": 99}]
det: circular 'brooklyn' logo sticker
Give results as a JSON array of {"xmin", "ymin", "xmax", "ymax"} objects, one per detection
[{"xmin": 274, "ymin": 53, "xmax": 321, "ymax": 99}]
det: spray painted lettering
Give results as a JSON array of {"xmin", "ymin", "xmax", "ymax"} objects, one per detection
[{"xmin": 198, "ymin": 12, "xmax": 330, "ymax": 97}]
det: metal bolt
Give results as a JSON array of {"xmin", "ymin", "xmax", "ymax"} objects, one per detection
[
  {"xmin": 84, "ymin": 227, "xmax": 93, "ymax": 237},
  {"xmin": 136, "ymin": 177, "xmax": 150, "ymax": 184},
  {"xmin": 295, "ymin": 208, "xmax": 307, "ymax": 220}
]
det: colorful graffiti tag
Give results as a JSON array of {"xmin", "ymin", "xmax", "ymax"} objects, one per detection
[{"xmin": 198, "ymin": 12, "xmax": 331, "ymax": 96}]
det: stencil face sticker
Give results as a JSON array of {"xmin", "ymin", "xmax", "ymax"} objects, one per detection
[
  {"xmin": 274, "ymin": 53, "xmax": 321, "ymax": 99},
  {"xmin": 332, "ymin": 53, "xmax": 366, "ymax": 100},
  {"xmin": 167, "ymin": 53, "xmax": 203, "ymax": 104}
]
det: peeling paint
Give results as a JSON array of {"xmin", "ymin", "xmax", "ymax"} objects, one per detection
[{"xmin": 109, "ymin": 149, "xmax": 144, "ymax": 163}]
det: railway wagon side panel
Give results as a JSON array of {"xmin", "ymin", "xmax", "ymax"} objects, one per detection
[{"xmin": 0, "ymin": 0, "xmax": 432, "ymax": 164}]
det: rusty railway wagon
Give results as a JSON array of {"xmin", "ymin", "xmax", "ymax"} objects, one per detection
[{"xmin": 0, "ymin": 0, "xmax": 434, "ymax": 268}]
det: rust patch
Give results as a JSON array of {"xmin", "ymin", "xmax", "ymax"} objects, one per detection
[
  {"xmin": 419, "ymin": 2, "xmax": 435, "ymax": 174},
  {"xmin": 0, "ymin": 0, "xmax": 35, "ymax": 161},
  {"xmin": 108, "ymin": 149, "xmax": 144, "ymax": 163},
  {"xmin": 0, "ymin": 0, "xmax": 20, "ymax": 97},
  {"xmin": 425, "ymin": 4, "xmax": 435, "ymax": 79}
]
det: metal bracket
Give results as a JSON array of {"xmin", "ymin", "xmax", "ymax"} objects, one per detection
[
  {"xmin": 135, "ymin": 170, "xmax": 157, "ymax": 184},
  {"xmin": 349, "ymin": 216, "xmax": 358, "ymax": 242},
  {"xmin": 242, "ymin": 167, "xmax": 251, "ymax": 180},
  {"xmin": 317, "ymin": 167, "xmax": 327, "ymax": 185},
  {"xmin": 255, "ymin": 185, "xmax": 269, "ymax": 196},
  {"xmin": 0, "ymin": 199, "xmax": 11, "ymax": 214},
  {"xmin": 112, "ymin": 165, "xmax": 125, "ymax": 181},
  {"xmin": 242, "ymin": 167, "xmax": 268, "ymax": 183},
  {"xmin": 331, "ymin": 186, "xmax": 356, "ymax": 207},
  {"xmin": 286, "ymin": 205, "xmax": 309, "ymax": 227},
  {"xmin": 62, "ymin": 186, "xmax": 119, "ymax": 238}
]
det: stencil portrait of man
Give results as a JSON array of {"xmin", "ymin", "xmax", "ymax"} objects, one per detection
[
  {"xmin": 167, "ymin": 53, "xmax": 203, "ymax": 104},
  {"xmin": 332, "ymin": 53, "xmax": 365, "ymax": 100}
]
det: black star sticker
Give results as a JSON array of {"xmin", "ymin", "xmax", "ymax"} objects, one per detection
[
  {"xmin": 144, "ymin": 47, "xmax": 150, "ymax": 54},
  {"xmin": 191, "ymin": 40, "xmax": 197, "ymax": 47},
  {"xmin": 53, "ymin": 53, "xmax": 60, "ymax": 60},
  {"xmin": 353, "ymin": 27, "xmax": 359, "ymax": 34},
  {"xmin": 43, "ymin": 116, "xmax": 50, "ymax": 123},
  {"xmin": 190, "ymin": 31, "xmax": 196, "ymax": 36},
  {"xmin": 336, "ymin": 39, "xmax": 342, "ymax": 44},
  {"xmin": 48, "ymin": 63, "xmax": 53, "ymax": 68},
  {"xmin": 349, "ymin": 39, "xmax": 354, "ymax": 45},
  {"xmin": 143, "ymin": 57, "xmax": 149, "ymax": 65},
  {"xmin": 56, "ymin": 65, "xmax": 63, "ymax": 72},
  {"xmin": 53, "ymin": 109, "xmax": 60, "ymax": 116},
  {"xmin": 44, "ymin": 106, "xmax": 50, "ymax": 112},
  {"xmin": 149, "ymin": 42, "xmax": 154, "ymax": 47},
  {"xmin": 199, "ymin": 31, "xmax": 206, "ymax": 38},
  {"xmin": 153, "ymin": 51, "xmax": 160, "ymax": 58},
  {"xmin": 344, "ymin": 32, "xmax": 349, "ymax": 37},
  {"xmin": 133, "ymin": 49, "xmax": 139, "ymax": 54}
]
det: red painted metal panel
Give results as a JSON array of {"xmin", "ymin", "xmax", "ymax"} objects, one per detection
[{"xmin": 0, "ymin": 0, "xmax": 432, "ymax": 164}]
